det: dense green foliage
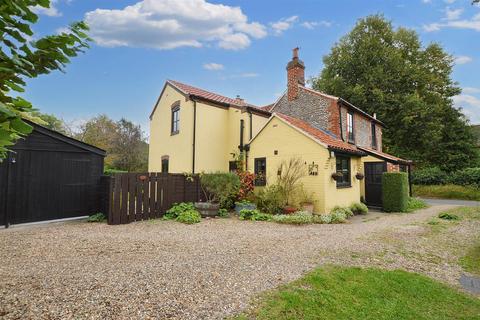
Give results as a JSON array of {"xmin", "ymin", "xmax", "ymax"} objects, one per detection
[
  {"xmin": 103, "ymin": 167, "xmax": 128, "ymax": 176},
  {"xmin": 382, "ymin": 172, "xmax": 409, "ymax": 212},
  {"xmin": 217, "ymin": 208, "xmax": 229, "ymax": 218},
  {"xmin": 411, "ymin": 167, "xmax": 448, "ymax": 185},
  {"xmin": 176, "ymin": 210, "xmax": 201, "ymax": 224},
  {"xmin": 236, "ymin": 266, "xmax": 480, "ymax": 320},
  {"xmin": 412, "ymin": 167, "xmax": 480, "ymax": 186},
  {"xmin": 272, "ymin": 211, "xmax": 312, "ymax": 225},
  {"xmin": 405, "ymin": 197, "xmax": 428, "ymax": 213},
  {"xmin": 255, "ymin": 185, "xmax": 286, "ymax": 215},
  {"xmin": 164, "ymin": 202, "xmax": 195, "ymax": 219},
  {"xmin": 200, "ymin": 172, "xmax": 240, "ymax": 205},
  {"xmin": 313, "ymin": 15, "xmax": 478, "ymax": 171},
  {"xmin": 330, "ymin": 206, "xmax": 354, "ymax": 218},
  {"xmin": 30, "ymin": 111, "xmax": 70, "ymax": 134},
  {"xmin": 87, "ymin": 213, "xmax": 106, "ymax": 222},
  {"xmin": 438, "ymin": 212, "xmax": 460, "ymax": 220},
  {"xmin": 413, "ymin": 184, "xmax": 480, "ymax": 201},
  {"xmin": 0, "ymin": 0, "xmax": 90, "ymax": 159},
  {"xmin": 350, "ymin": 202, "xmax": 369, "ymax": 215}
]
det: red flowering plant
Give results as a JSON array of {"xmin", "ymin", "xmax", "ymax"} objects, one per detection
[{"xmin": 236, "ymin": 170, "xmax": 255, "ymax": 200}]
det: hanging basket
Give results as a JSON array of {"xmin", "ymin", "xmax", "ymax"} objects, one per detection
[
  {"xmin": 331, "ymin": 172, "xmax": 343, "ymax": 181},
  {"xmin": 355, "ymin": 173, "xmax": 365, "ymax": 180}
]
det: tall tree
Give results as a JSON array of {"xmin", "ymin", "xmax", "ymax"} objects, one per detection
[
  {"xmin": 30, "ymin": 111, "xmax": 69, "ymax": 134},
  {"xmin": 0, "ymin": 0, "xmax": 90, "ymax": 159},
  {"xmin": 313, "ymin": 15, "xmax": 477, "ymax": 171}
]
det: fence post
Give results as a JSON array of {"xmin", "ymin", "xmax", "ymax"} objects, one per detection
[{"xmin": 103, "ymin": 175, "xmax": 115, "ymax": 225}]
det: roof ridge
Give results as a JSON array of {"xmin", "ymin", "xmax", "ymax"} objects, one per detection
[{"xmin": 299, "ymin": 86, "xmax": 339, "ymax": 100}]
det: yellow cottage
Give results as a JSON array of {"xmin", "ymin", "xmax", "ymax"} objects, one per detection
[{"xmin": 149, "ymin": 48, "xmax": 411, "ymax": 212}]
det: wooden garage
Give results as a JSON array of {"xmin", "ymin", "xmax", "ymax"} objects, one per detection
[{"xmin": 0, "ymin": 120, "xmax": 106, "ymax": 227}]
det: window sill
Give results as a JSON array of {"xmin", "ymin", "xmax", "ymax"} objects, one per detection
[
  {"xmin": 171, "ymin": 131, "xmax": 179, "ymax": 136},
  {"xmin": 336, "ymin": 184, "xmax": 352, "ymax": 189}
]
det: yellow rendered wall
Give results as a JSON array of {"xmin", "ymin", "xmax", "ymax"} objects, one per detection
[
  {"xmin": 248, "ymin": 117, "xmax": 362, "ymax": 214},
  {"xmin": 359, "ymin": 155, "xmax": 385, "ymax": 198},
  {"xmin": 149, "ymin": 85, "xmax": 194, "ymax": 173}
]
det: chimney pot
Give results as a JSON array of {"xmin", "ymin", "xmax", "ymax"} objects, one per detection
[{"xmin": 286, "ymin": 47, "xmax": 305, "ymax": 101}]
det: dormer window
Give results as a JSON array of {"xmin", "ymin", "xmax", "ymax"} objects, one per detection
[{"xmin": 347, "ymin": 111, "xmax": 354, "ymax": 143}]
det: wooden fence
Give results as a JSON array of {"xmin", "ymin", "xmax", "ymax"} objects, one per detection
[{"xmin": 106, "ymin": 173, "xmax": 205, "ymax": 225}]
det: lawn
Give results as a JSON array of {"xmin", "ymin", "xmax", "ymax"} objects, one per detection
[
  {"xmin": 461, "ymin": 243, "xmax": 480, "ymax": 276},
  {"xmin": 413, "ymin": 184, "xmax": 480, "ymax": 201},
  {"xmin": 237, "ymin": 266, "xmax": 480, "ymax": 320}
]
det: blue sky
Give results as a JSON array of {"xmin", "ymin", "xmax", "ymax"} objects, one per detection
[{"xmin": 25, "ymin": 0, "xmax": 480, "ymax": 134}]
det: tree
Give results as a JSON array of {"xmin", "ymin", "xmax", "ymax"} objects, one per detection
[
  {"xmin": 0, "ymin": 0, "xmax": 90, "ymax": 159},
  {"xmin": 75, "ymin": 115, "xmax": 148, "ymax": 171},
  {"xmin": 313, "ymin": 15, "xmax": 478, "ymax": 171},
  {"xmin": 30, "ymin": 111, "xmax": 69, "ymax": 134}
]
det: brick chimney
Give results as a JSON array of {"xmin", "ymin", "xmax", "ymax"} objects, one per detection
[{"xmin": 286, "ymin": 47, "xmax": 305, "ymax": 101}]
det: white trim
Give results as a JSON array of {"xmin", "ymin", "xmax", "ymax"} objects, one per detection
[
  {"xmin": 300, "ymin": 86, "xmax": 339, "ymax": 100},
  {"xmin": 1, "ymin": 216, "xmax": 89, "ymax": 230}
]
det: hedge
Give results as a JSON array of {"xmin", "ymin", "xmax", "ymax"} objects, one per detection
[
  {"xmin": 412, "ymin": 167, "xmax": 480, "ymax": 187},
  {"xmin": 382, "ymin": 172, "xmax": 409, "ymax": 213}
]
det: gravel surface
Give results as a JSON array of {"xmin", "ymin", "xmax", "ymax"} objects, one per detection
[{"xmin": 0, "ymin": 205, "xmax": 471, "ymax": 319}]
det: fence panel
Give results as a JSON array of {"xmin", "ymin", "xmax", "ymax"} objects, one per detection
[{"xmin": 107, "ymin": 173, "xmax": 204, "ymax": 225}]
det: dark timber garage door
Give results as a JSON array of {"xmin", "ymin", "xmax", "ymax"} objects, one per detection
[
  {"xmin": 0, "ymin": 120, "xmax": 106, "ymax": 226},
  {"xmin": 364, "ymin": 162, "xmax": 387, "ymax": 208}
]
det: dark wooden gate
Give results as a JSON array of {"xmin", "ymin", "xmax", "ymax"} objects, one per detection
[
  {"xmin": 364, "ymin": 162, "xmax": 387, "ymax": 208},
  {"xmin": 106, "ymin": 173, "xmax": 205, "ymax": 225}
]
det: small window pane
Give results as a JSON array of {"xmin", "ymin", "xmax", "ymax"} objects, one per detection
[
  {"xmin": 254, "ymin": 158, "xmax": 266, "ymax": 186},
  {"xmin": 336, "ymin": 155, "xmax": 351, "ymax": 187}
]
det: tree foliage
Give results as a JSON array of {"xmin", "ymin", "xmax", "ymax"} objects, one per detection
[
  {"xmin": 313, "ymin": 15, "xmax": 477, "ymax": 171},
  {"xmin": 0, "ymin": 0, "xmax": 90, "ymax": 159},
  {"xmin": 75, "ymin": 114, "xmax": 148, "ymax": 172},
  {"xmin": 29, "ymin": 111, "xmax": 69, "ymax": 134}
]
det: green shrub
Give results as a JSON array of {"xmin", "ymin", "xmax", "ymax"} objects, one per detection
[
  {"xmin": 253, "ymin": 212, "xmax": 273, "ymax": 221},
  {"xmin": 449, "ymin": 168, "xmax": 480, "ymax": 187},
  {"xmin": 438, "ymin": 212, "xmax": 460, "ymax": 220},
  {"xmin": 176, "ymin": 210, "xmax": 201, "ymax": 224},
  {"xmin": 87, "ymin": 213, "xmax": 106, "ymax": 222},
  {"xmin": 312, "ymin": 214, "xmax": 332, "ymax": 224},
  {"xmin": 239, "ymin": 209, "xmax": 272, "ymax": 221},
  {"xmin": 255, "ymin": 184, "xmax": 286, "ymax": 215},
  {"xmin": 200, "ymin": 172, "xmax": 240, "ymax": 203},
  {"xmin": 104, "ymin": 168, "xmax": 128, "ymax": 176},
  {"xmin": 330, "ymin": 211, "xmax": 347, "ymax": 223},
  {"xmin": 272, "ymin": 212, "xmax": 312, "ymax": 225},
  {"xmin": 330, "ymin": 206, "xmax": 353, "ymax": 218},
  {"xmin": 382, "ymin": 172, "xmax": 409, "ymax": 212},
  {"xmin": 413, "ymin": 184, "xmax": 480, "ymax": 201},
  {"xmin": 406, "ymin": 197, "xmax": 428, "ymax": 213},
  {"xmin": 165, "ymin": 202, "xmax": 195, "ymax": 219},
  {"xmin": 218, "ymin": 208, "xmax": 229, "ymax": 218},
  {"xmin": 350, "ymin": 202, "xmax": 368, "ymax": 215},
  {"xmin": 411, "ymin": 167, "xmax": 448, "ymax": 185}
]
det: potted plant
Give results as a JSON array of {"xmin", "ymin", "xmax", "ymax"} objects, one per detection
[
  {"xmin": 331, "ymin": 172, "xmax": 343, "ymax": 181},
  {"xmin": 355, "ymin": 172, "xmax": 365, "ymax": 180},
  {"xmin": 283, "ymin": 206, "xmax": 297, "ymax": 215},
  {"xmin": 197, "ymin": 172, "xmax": 240, "ymax": 218}
]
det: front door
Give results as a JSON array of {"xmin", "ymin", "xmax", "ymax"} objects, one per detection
[{"xmin": 364, "ymin": 162, "xmax": 387, "ymax": 208}]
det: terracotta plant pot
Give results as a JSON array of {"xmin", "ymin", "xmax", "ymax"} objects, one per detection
[
  {"xmin": 283, "ymin": 206, "xmax": 297, "ymax": 215},
  {"xmin": 301, "ymin": 202, "xmax": 314, "ymax": 214},
  {"xmin": 194, "ymin": 202, "xmax": 220, "ymax": 218}
]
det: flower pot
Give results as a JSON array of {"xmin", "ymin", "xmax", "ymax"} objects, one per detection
[
  {"xmin": 355, "ymin": 173, "xmax": 365, "ymax": 180},
  {"xmin": 301, "ymin": 202, "xmax": 314, "ymax": 214},
  {"xmin": 283, "ymin": 206, "xmax": 297, "ymax": 215},
  {"xmin": 194, "ymin": 202, "xmax": 220, "ymax": 218},
  {"xmin": 235, "ymin": 202, "xmax": 256, "ymax": 214},
  {"xmin": 331, "ymin": 172, "xmax": 342, "ymax": 181}
]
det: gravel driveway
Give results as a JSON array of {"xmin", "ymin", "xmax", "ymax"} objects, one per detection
[{"xmin": 0, "ymin": 205, "xmax": 462, "ymax": 319}]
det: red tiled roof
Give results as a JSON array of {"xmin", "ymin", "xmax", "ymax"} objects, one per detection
[
  {"xmin": 358, "ymin": 146, "xmax": 411, "ymax": 164},
  {"xmin": 260, "ymin": 103, "xmax": 275, "ymax": 112},
  {"xmin": 168, "ymin": 80, "xmax": 240, "ymax": 105},
  {"xmin": 275, "ymin": 113, "xmax": 366, "ymax": 155}
]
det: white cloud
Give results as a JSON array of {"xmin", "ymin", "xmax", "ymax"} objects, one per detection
[
  {"xmin": 221, "ymin": 72, "xmax": 259, "ymax": 80},
  {"xmin": 424, "ymin": 12, "xmax": 480, "ymax": 32},
  {"xmin": 270, "ymin": 16, "xmax": 298, "ymax": 35},
  {"xmin": 301, "ymin": 20, "xmax": 332, "ymax": 29},
  {"xmin": 33, "ymin": 0, "xmax": 61, "ymax": 17},
  {"xmin": 454, "ymin": 55, "xmax": 473, "ymax": 65},
  {"xmin": 422, "ymin": 0, "xmax": 432, "ymax": 3},
  {"xmin": 85, "ymin": 0, "xmax": 267, "ymax": 50},
  {"xmin": 453, "ymin": 94, "xmax": 480, "ymax": 123},
  {"xmin": 445, "ymin": 7, "xmax": 463, "ymax": 21},
  {"xmin": 203, "ymin": 62, "xmax": 224, "ymax": 71},
  {"xmin": 463, "ymin": 87, "xmax": 480, "ymax": 94}
]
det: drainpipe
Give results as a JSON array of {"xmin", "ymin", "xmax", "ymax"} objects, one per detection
[
  {"xmin": 248, "ymin": 110, "xmax": 253, "ymax": 140},
  {"xmin": 239, "ymin": 119, "xmax": 245, "ymax": 150},
  {"xmin": 192, "ymin": 99, "xmax": 197, "ymax": 174},
  {"xmin": 338, "ymin": 101, "xmax": 344, "ymax": 141}
]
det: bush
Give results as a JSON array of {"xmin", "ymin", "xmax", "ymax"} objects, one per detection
[
  {"xmin": 165, "ymin": 202, "xmax": 195, "ymax": 219},
  {"xmin": 382, "ymin": 172, "xmax": 409, "ymax": 212},
  {"xmin": 200, "ymin": 172, "xmax": 240, "ymax": 203},
  {"xmin": 239, "ymin": 209, "xmax": 272, "ymax": 221},
  {"xmin": 438, "ymin": 212, "xmax": 460, "ymax": 220},
  {"xmin": 87, "ymin": 213, "xmax": 106, "ymax": 222},
  {"xmin": 330, "ymin": 211, "xmax": 347, "ymax": 223},
  {"xmin": 237, "ymin": 171, "xmax": 256, "ymax": 200},
  {"xmin": 330, "ymin": 206, "xmax": 353, "ymax": 218},
  {"xmin": 272, "ymin": 211, "xmax": 312, "ymax": 225},
  {"xmin": 103, "ymin": 168, "xmax": 127, "ymax": 176},
  {"xmin": 411, "ymin": 167, "xmax": 448, "ymax": 185},
  {"xmin": 218, "ymin": 208, "xmax": 229, "ymax": 218},
  {"xmin": 313, "ymin": 214, "xmax": 332, "ymax": 224},
  {"xmin": 413, "ymin": 184, "xmax": 480, "ymax": 201},
  {"xmin": 350, "ymin": 202, "xmax": 368, "ymax": 215},
  {"xmin": 255, "ymin": 184, "xmax": 286, "ymax": 215},
  {"xmin": 176, "ymin": 210, "xmax": 201, "ymax": 224},
  {"xmin": 449, "ymin": 168, "xmax": 480, "ymax": 187}
]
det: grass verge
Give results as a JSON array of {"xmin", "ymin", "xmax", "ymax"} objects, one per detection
[
  {"xmin": 460, "ymin": 243, "xmax": 480, "ymax": 276},
  {"xmin": 236, "ymin": 266, "xmax": 480, "ymax": 320},
  {"xmin": 413, "ymin": 184, "xmax": 480, "ymax": 201}
]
